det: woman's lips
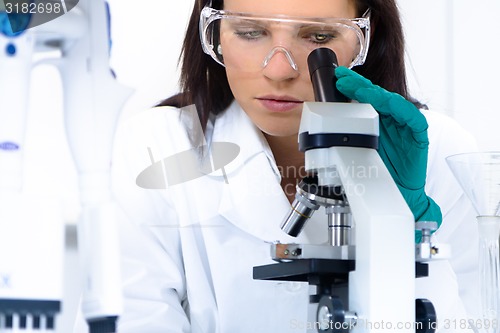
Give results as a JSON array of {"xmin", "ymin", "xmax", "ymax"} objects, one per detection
[{"xmin": 257, "ymin": 96, "xmax": 303, "ymax": 113}]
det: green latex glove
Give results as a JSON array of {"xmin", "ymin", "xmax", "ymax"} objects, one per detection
[{"xmin": 335, "ymin": 66, "xmax": 442, "ymax": 243}]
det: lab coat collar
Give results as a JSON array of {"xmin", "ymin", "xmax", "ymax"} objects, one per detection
[
  {"xmin": 208, "ymin": 100, "xmax": 279, "ymax": 179},
  {"xmin": 208, "ymin": 101, "xmax": 301, "ymax": 243}
]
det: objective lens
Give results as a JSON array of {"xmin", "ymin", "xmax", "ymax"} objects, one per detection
[{"xmin": 281, "ymin": 191, "xmax": 319, "ymax": 237}]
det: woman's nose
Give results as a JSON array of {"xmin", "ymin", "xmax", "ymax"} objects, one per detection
[{"xmin": 261, "ymin": 46, "xmax": 300, "ymax": 81}]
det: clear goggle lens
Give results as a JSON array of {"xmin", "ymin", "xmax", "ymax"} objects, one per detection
[{"xmin": 200, "ymin": 7, "xmax": 370, "ymax": 72}]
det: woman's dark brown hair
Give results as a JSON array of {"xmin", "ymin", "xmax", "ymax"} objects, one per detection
[{"xmin": 158, "ymin": 0, "xmax": 425, "ymax": 130}]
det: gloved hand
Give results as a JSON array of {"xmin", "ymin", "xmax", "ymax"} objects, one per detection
[{"xmin": 335, "ymin": 66, "xmax": 442, "ymax": 242}]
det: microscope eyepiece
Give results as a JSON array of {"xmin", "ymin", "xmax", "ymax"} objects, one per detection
[{"xmin": 307, "ymin": 48, "xmax": 348, "ymax": 103}]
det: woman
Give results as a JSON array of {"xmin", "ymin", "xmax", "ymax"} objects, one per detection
[{"xmin": 110, "ymin": 0, "xmax": 480, "ymax": 331}]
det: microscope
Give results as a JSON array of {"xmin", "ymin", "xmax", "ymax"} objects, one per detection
[
  {"xmin": 0, "ymin": 1, "xmax": 131, "ymax": 331},
  {"xmin": 254, "ymin": 48, "xmax": 440, "ymax": 332}
]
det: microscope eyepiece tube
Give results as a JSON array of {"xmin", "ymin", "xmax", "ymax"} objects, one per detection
[
  {"xmin": 281, "ymin": 189, "xmax": 320, "ymax": 237},
  {"xmin": 307, "ymin": 48, "xmax": 348, "ymax": 103}
]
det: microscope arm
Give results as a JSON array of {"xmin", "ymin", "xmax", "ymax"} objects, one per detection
[
  {"xmin": 300, "ymin": 99, "xmax": 415, "ymax": 332},
  {"xmin": 324, "ymin": 147, "xmax": 415, "ymax": 332}
]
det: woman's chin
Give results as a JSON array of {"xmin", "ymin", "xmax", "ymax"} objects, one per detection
[{"xmin": 259, "ymin": 126, "xmax": 299, "ymax": 138}]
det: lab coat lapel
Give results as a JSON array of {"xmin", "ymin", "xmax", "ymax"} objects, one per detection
[{"xmin": 210, "ymin": 102, "xmax": 298, "ymax": 243}]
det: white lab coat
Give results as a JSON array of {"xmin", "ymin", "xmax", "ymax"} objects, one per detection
[{"xmin": 84, "ymin": 101, "xmax": 481, "ymax": 332}]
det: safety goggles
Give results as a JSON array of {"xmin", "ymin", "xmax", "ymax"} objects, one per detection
[{"xmin": 199, "ymin": 5, "xmax": 370, "ymax": 73}]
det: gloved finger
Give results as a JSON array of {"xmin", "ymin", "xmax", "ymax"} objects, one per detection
[
  {"xmin": 355, "ymin": 87, "xmax": 428, "ymax": 137},
  {"xmin": 335, "ymin": 66, "xmax": 428, "ymax": 140},
  {"xmin": 380, "ymin": 114, "xmax": 429, "ymax": 147},
  {"xmin": 336, "ymin": 67, "xmax": 424, "ymax": 125},
  {"xmin": 378, "ymin": 119, "xmax": 429, "ymax": 189},
  {"xmin": 335, "ymin": 66, "xmax": 373, "ymax": 98}
]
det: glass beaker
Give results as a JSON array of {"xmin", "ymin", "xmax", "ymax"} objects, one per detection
[{"xmin": 447, "ymin": 152, "xmax": 500, "ymax": 331}]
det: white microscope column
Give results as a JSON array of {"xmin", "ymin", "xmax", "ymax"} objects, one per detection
[{"xmin": 302, "ymin": 102, "xmax": 415, "ymax": 333}]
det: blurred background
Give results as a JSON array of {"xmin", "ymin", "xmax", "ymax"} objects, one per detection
[{"xmin": 4, "ymin": 0, "xmax": 500, "ymax": 331}]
